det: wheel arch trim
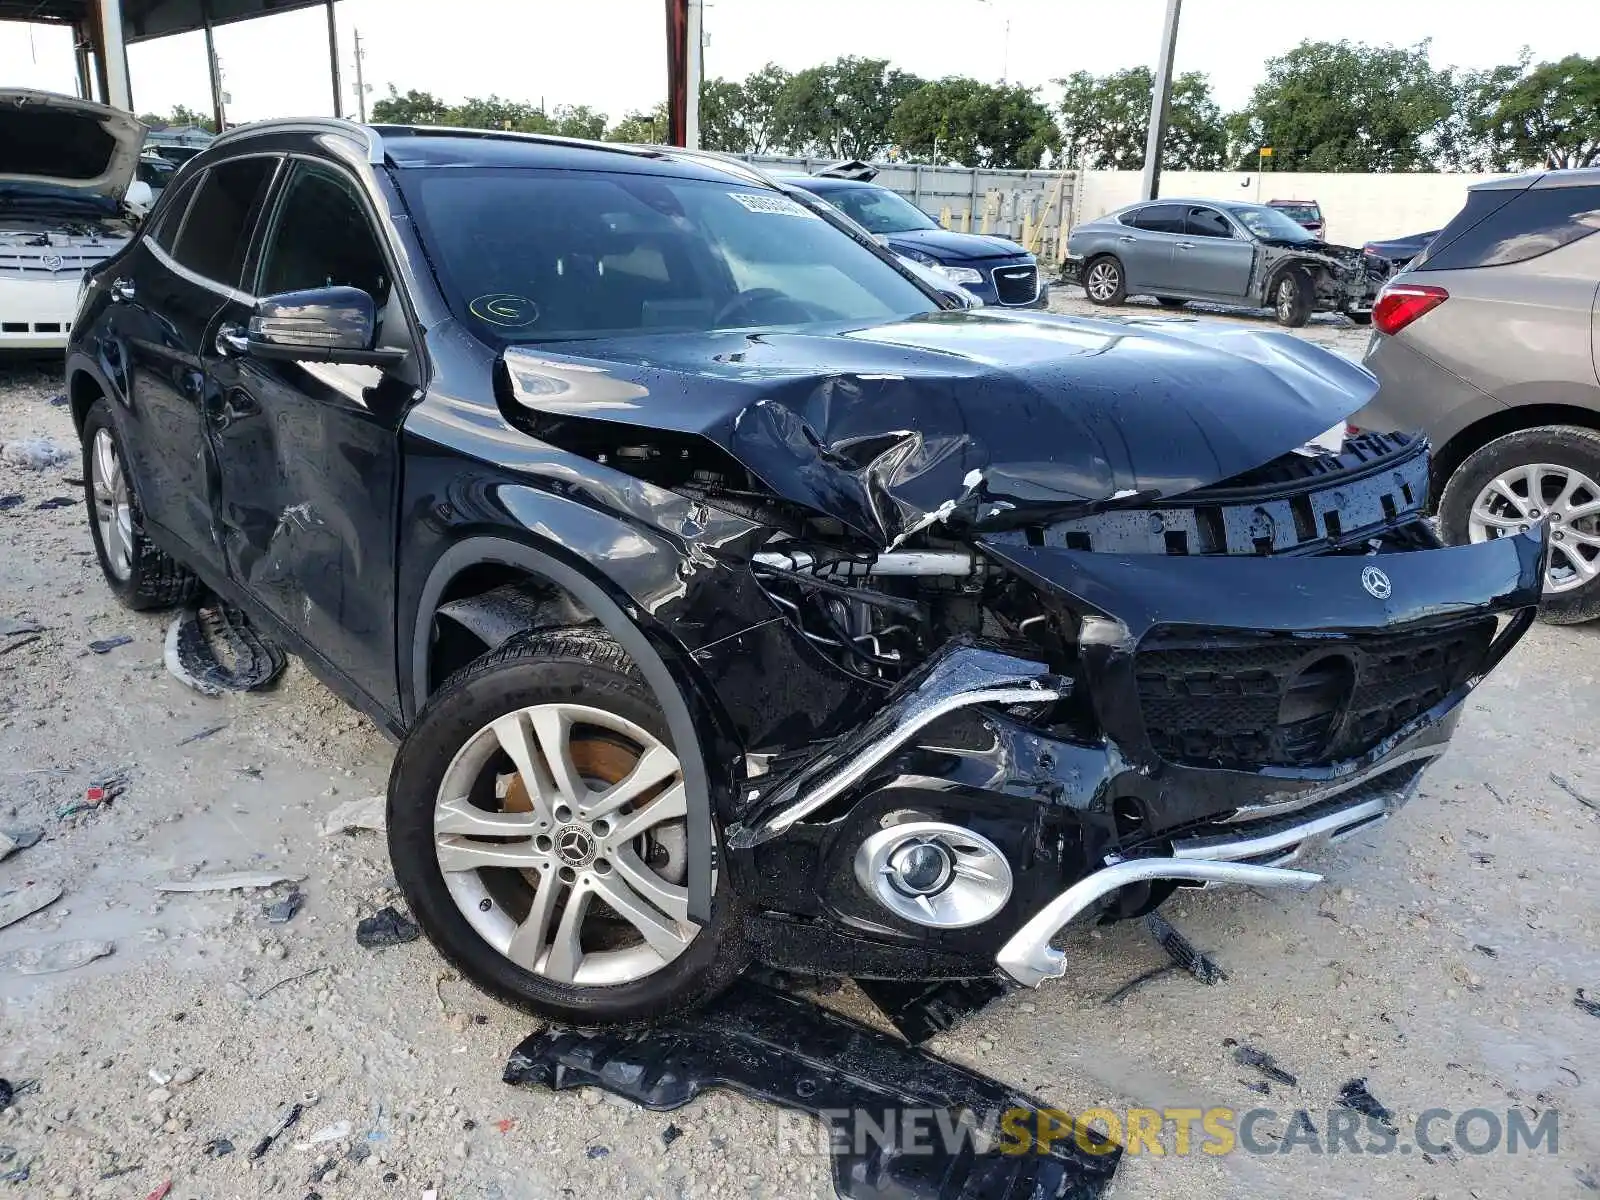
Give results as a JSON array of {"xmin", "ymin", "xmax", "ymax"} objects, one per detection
[{"xmin": 409, "ymin": 535, "xmax": 715, "ymax": 924}]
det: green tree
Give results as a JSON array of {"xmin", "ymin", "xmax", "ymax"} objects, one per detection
[
  {"xmin": 771, "ymin": 57, "xmax": 923, "ymax": 159},
  {"xmin": 550, "ymin": 104, "xmax": 608, "ymax": 140},
  {"xmin": 1228, "ymin": 40, "xmax": 1457, "ymax": 171},
  {"xmin": 699, "ymin": 77, "xmax": 750, "ymax": 152},
  {"xmin": 889, "ymin": 77, "xmax": 1058, "ymax": 168},
  {"xmin": 445, "ymin": 95, "xmax": 551, "ymax": 133},
  {"xmin": 1055, "ymin": 67, "xmax": 1225, "ymax": 169},
  {"xmin": 370, "ymin": 86, "xmax": 449, "ymax": 126},
  {"xmin": 606, "ymin": 102, "xmax": 669, "ymax": 145},
  {"xmin": 1478, "ymin": 55, "xmax": 1600, "ymax": 169},
  {"xmin": 137, "ymin": 105, "xmax": 216, "ymax": 133}
]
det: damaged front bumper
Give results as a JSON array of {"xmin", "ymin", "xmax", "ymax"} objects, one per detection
[{"xmin": 728, "ymin": 524, "xmax": 1545, "ymax": 986}]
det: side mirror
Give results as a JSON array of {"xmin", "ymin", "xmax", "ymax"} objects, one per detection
[{"xmin": 247, "ymin": 286, "xmax": 405, "ymax": 367}]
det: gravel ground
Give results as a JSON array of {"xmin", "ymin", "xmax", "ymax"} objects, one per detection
[{"xmin": 1, "ymin": 305, "xmax": 1597, "ymax": 1200}]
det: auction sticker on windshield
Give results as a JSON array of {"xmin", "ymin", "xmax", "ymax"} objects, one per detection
[{"xmin": 728, "ymin": 192, "xmax": 819, "ymax": 218}]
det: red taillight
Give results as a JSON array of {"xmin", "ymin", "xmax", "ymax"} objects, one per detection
[{"xmin": 1371, "ymin": 283, "xmax": 1448, "ymax": 336}]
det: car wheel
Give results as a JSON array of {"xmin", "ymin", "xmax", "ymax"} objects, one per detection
[
  {"xmin": 1272, "ymin": 268, "xmax": 1313, "ymax": 327},
  {"xmin": 81, "ymin": 398, "xmax": 200, "ymax": 611},
  {"xmin": 1438, "ymin": 426, "xmax": 1600, "ymax": 624},
  {"xmin": 1083, "ymin": 256, "xmax": 1126, "ymax": 305},
  {"xmin": 388, "ymin": 627, "xmax": 750, "ymax": 1025},
  {"xmin": 1156, "ymin": 297, "xmax": 1187, "ymax": 309}
]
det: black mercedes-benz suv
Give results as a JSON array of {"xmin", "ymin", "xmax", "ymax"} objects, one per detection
[{"xmin": 65, "ymin": 120, "xmax": 1545, "ymax": 1025}]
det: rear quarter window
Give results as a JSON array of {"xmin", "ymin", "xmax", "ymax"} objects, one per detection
[{"xmin": 1416, "ymin": 184, "xmax": 1600, "ymax": 272}]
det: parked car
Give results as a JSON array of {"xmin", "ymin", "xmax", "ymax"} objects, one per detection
[
  {"xmin": 788, "ymin": 166, "xmax": 1047, "ymax": 309},
  {"xmin": 1362, "ymin": 229, "xmax": 1439, "ymax": 272},
  {"xmin": 1267, "ymin": 198, "xmax": 1326, "ymax": 240},
  {"xmin": 136, "ymin": 153, "xmax": 178, "ymax": 199},
  {"xmin": 1356, "ymin": 167, "xmax": 1600, "ymax": 622},
  {"xmin": 1064, "ymin": 198, "xmax": 1386, "ymax": 326},
  {"xmin": 1, "ymin": 89, "xmax": 151, "ymax": 352},
  {"xmin": 68, "ymin": 120, "xmax": 1542, "ymax": 1024}
]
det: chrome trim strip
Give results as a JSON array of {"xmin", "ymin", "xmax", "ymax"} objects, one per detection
[
  {"xmin": 996, "ymin": 860, "xmax": 1323, "ymax": 987},
  {"xmin": 211, "ymin": 118, "xmax": 384, "ymax": 165},
  {"xmin": 1172, "ymin": 797, "xmax": 1391, "ymax": 864},
  {"xmin": 1218, "ymin": 745, "xmax": 1441, "ymax": 823},
  {"xmin": 145, "ymin": 240, "xmax": 256, "ymax": 306},
  {"xmin": 762, "ymin": 680, "xmax": 1063, "ymax": 835}
]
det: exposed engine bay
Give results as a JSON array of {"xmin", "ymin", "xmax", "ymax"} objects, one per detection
[{"xmin": 1252, "ymin": 237, "xmax": 1390, "ymax": 313}]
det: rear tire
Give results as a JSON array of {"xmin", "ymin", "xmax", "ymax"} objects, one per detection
[
  {"xmin": 1083, "ymin": 256, "xmax": 1126, "ymax": 305},
  {"xmin": 81, "ymin": 397, "xmax": 200, "ymax": 611},
  {"xmin": 1438, "ymin": 426, "xmax": 1600, "ymax": 624},
  {"xmin": 388, "ymin": 628, "xmax": 750, "ymax": 1025}
]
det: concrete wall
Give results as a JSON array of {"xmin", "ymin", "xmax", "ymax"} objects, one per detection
[{"xmin": 1073, "ymin": 170, "xmax": 1516, "ymax": 249}]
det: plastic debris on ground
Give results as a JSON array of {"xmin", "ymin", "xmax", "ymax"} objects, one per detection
[
  {"xmin": 0, "ymin": 880, "xmax": 64, "ymax": 930},
  {"xmin": 505, "ymin": 980, "xmax": 1121, "ymax": 1200},
  {"xmin": 1335, "ymin": 1078, "xmax": 1396, "ymax": 1132},
  {"xmin": 175, "ymin": 723, "xmax": 227, "ymax": 746},
  {"xmin": 1551, "ymin": 773, "xmax": 1600, "ymax": 811},
  {"xmin": 320, "ymin": 795, "xmax": 386, "ymax": 837},
  {"xmin": 164, "ymin": 601, "xmax": 286, "ymax": 696},
  {"xmin": 35, "ymin": 496, "xmax": 77, "ymax": 510},
  {"xmin": 87, "ymin": 634, "xmax": 133, "ymax": 654},
  {"xmin": 356, "ymin": 906, "xmax": 421, "ymax": 948},
  {"xmin": 202, "ymin": 1137, "xmax": 234, "ymax": 1158},
  {"xmin": 0, "ymin": 938, "xmax": 113, "ymax": 975},
  {"xmin": 263, "ymin": 888, "xmax": 305, "ymax": 924},
  {"xmin": 852, "ymin": 977, "xmax": 1010, "ymax": 1045},
  {"xmin": 0, "ymin": 616, "xmax": 43, "ymax": 636},
  {"xmin": 0, "ymin": 827, "xmax": 42, "ymax": 862},
  {"xmin": 249, "ymin": 1101, "xmax": 303, "ymax": 1159},
  {"xmin": 0, "ymin": 494, "xmax": 22, "ymax": 511},
  {"xmin": 0, "ymin": 438, "xmax": 74, "ymax": 470},
  {"xmin": 294, "ymin": 1120, "xmax": 353, "ymax": 1149},
  {"xmin": 1145, "ymin": 911, "xmax": 1229, "ymax": 984},
  {"xmin": 157, "ymin": 870, "xmax": 304, "ymax": 893},
  {"xmin": 1231, "ymin": 1042, "xmax": 1298, "ymax": 1088},
  {"xmin": 143, "ymin": 1178, "xmax": 172, "ymax": 1200},
  {"xmin": 1576, "ymin": 989, "xmax": 1600, "ymax": 1018}
]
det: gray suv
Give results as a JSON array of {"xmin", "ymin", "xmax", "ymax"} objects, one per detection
[{"xmin": 1358, "ymin": 168, "xmax": 1600, "ymax": 622}]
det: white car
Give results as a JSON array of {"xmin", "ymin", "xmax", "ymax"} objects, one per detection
[{"xmin": 2, "ymin": 90, "xmax": 150, "ymax": 352}]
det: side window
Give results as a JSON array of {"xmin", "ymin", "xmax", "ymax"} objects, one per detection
[
  {"xmin": 256, "ymin": 162, "xmax": 390, "ymax": 305},
  {"xmin": 1187, "ymin": 207, "xmax": 1234, "ymax": 239},
  {"xmin": 170, "ymin": 157, "xmax": 277, "ymax": 287},
  {"xmin": 1133, "ymin": 204, "xmax": 1185, "ymax": 234},
  {"xmin": 1417, "ymin": 184, "xmax": 1600, "ymax": 272},
  {"xmin": 1117, "ymin": 207, "xmax": 1143, "ymax": 227},
  {"xmin": 149, "ymin": 171, "xmax": 202, "ymax": 252}
]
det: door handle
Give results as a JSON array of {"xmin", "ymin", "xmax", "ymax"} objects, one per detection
[
  {"xmin": 215, "ymin": 324, "xmax": 250, "ymax": 357},
  {"xmin": 1117, "ymin": 235, "xmax": 1136, "ymax": 243},
  {"xmin": 1175, "ymin": 242, "xmax": 1194, "ymax": 250},
  {"xmin": 110, "ymin": 278, "xmax": 135, "ymax": 303}
]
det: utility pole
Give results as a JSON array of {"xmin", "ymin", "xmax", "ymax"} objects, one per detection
[
  {"xmin": 325, "ymin": 0, "xmax": 344, "ymax": 118},
  {"xmin": 685, "ymin": 0, "xmax": 703, "ymax": 150},
  {"xmin": 352, "ymin": 27, "xmax": 368, "ymax": 123},
  {"xmin": 1139, "ymin": 0, "xmax": 1182, "ymax": 202}
]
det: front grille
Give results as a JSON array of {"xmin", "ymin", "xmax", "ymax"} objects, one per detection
[
  {"xmin": 991, "ymin": 264, "xmax": 1039, "ymax": 305},
  {"xmin": 1135, "ymin": 617, "xmax": 1497, "ymax": 769}
]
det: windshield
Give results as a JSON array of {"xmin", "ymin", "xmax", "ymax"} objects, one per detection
[
  {"xmin": 1228, "ymin": 204, "xmax": 1318, "ymax": 243},
  {"xmin": 402, "ymin": 168, "xmax": 938, "ymax": 344},
  {"xmin": 813, "ymin": 184, "xmax": 939, "ymax": 234},
  {"xmin": 1269, "ymin": 203, "xmax": 1320, "ymax": 223}
]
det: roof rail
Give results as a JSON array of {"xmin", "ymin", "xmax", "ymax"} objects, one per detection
[
  {"xmin": 367, "ymin": 123, "xmax": 662, "ymax": 162},
  {"xmin": 209, "ymin": 117, "xmax": 384, "ymax": 165}
]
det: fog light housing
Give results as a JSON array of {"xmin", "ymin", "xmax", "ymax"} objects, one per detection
[{"xmin": 855, "ymin": 822, "xmax": 1013, "ymax": 928}]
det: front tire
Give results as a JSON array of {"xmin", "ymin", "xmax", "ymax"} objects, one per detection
[
  {"xmin": 1083, "ymin": 255, "xmax": 1126, "ymax": 305},
  {"xmin": 1438, "ymin": 426, "xmax": 1600, "ymax": 624},
  {"xmin": 1272, "ymin": 268, "xmax": 1313, "ymax": 327},
  {"xmin": 81, "ymin": 398, "xmax": 199, "ymax": 611},
  {"xmin": 388, "ymin": 628, "xmax": 749, "ymax": 1024}
]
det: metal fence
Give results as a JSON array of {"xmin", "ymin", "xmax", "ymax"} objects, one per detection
[{"xmin": 743, "ymin": 155, "xmax": 1077, "ymax": 263}]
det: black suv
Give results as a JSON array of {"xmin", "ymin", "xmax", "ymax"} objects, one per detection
[{"xmin": 67, "ymin": 120, "xmax": 1545, "ymax": 1025}]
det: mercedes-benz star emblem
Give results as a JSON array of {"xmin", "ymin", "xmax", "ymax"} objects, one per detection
[
  {"xmin": 40, "ymin": 254, "xmax": 65, "ymax": 272},
  {"xmin": 1361, "ymin": 565, "xmax": 1392, "ymax": 599},
  {"xmin": 554, "ymin": 825, "xmax": 596, "ymax": 868}
]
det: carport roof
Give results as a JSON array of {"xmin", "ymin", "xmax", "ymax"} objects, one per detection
[{"xmin": 0, "ymin": 0, "xmax": 328, "ymax": 42}]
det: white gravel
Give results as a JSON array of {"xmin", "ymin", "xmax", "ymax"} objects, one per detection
[{"xmin": 1, "ymin": 328, "xmax": 1597, "ymax": 1200}]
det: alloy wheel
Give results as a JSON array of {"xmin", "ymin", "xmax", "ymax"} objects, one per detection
[
  {"xmin": 1276, "ymin": 279, "xmax": 1297, "ymax": 322},
  {"xmin": 90, "ymin": 428, "xmax": 134, "ymax": 581},
  {"xmin": 433, "ymin": 702, "xmax": 697, "ymax": 986},
  {"xmin": 1085, "ymin": 261, "xmax": 1119, "ymax": 301},
  {"xmin": 1468, "ymin": 462, "xmax": 1600, "ymax": 593}
]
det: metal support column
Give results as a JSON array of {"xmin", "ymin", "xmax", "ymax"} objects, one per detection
[
  {"xmin": 203, "ymin": 2, "xmax": 225, "ymax": 132},
  {"xmin": 1139, "ymin": 0, "xmax": 1182, "ymax": 202},
  {"xmin": 96, "ymin": 0, "xmax": 133, "ymax": 111},
  {"xmin": 325, "ymin": 0, "xmax": 344, "ymax": 118},
  {"xmin": 684, "ymin": 0, "xmax": 703, "ymax": 150},
  {"xmin": 72, "ymin": 22, "xmax": 94, "ymax": 100}
]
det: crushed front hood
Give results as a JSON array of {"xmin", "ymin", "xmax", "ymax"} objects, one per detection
[
  {"xmin": 503, "ymin": 308, "xmax": 1377, "ymax": 547},
  {"xmin": 0, "ymin": 89, "xmax": 146, "ymax": 209}
]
